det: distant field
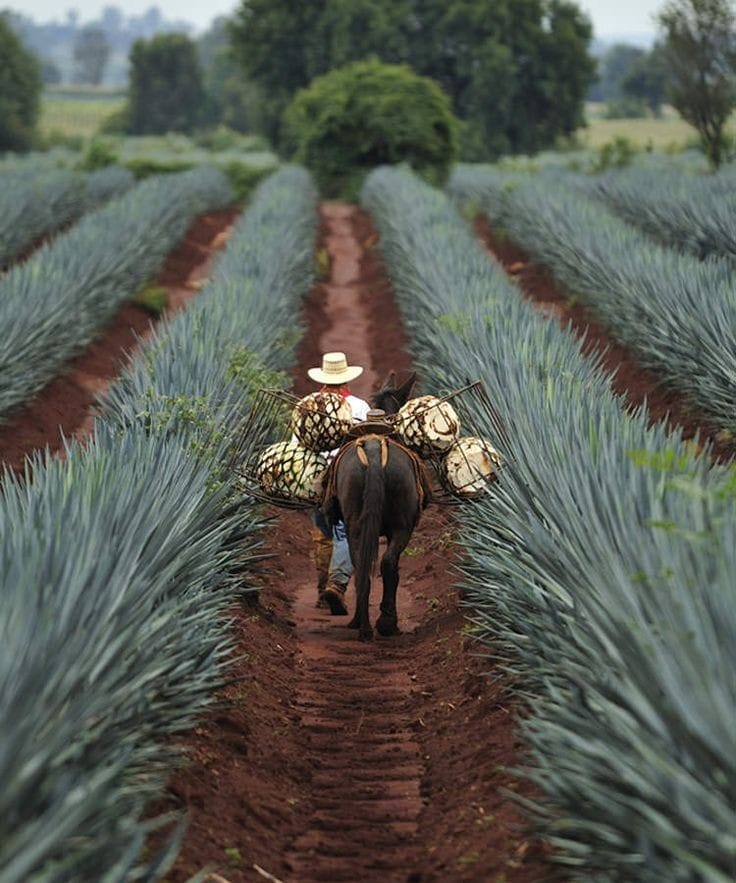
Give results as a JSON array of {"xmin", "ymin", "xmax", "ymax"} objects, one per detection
[
  {"xmin": 576, "ymin": 102, "xmax": 734, "ymax": 151},
  {"xmin": 40, "ymin": 89, "xmax": 125, "ymax": 138}
]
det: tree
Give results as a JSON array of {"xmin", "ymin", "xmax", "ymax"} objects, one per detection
[
  {"xmin": 621, "ymin": 44, "xmax": 668, "ymax": 115},
  {"xmin": 659, "ymin": 0, "xmax": 736, "ymax": 167},
  {"xmin": 230, "ymin": 0, "xmax": 409, "ymax": 144},
  {"xmin": 73, "ymin": 26, "xmax": 110, "ymax": 84},
  {"xmin": 282, "ymin": 58, "xmax": 459, "ymax": 197},
  {"xmin": 588, "ymin": 43, "xmax": 646, "ymax": 102},
  {"xmin": 127, "ymin": 33, "xmax": 205, "ymax": 134},
  {"xmin": 229, "ymin": 0, "xmax": 595, "ymax": 159},
  {"xmin": 0, "ymin": 14, "xmax": 42, "ymax": 151}
]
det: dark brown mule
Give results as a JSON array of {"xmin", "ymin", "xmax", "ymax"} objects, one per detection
[{"xmin": 323, "ymin": 373, "xmax": 430, "ymax": 641}]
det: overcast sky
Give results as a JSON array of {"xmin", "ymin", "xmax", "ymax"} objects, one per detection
[{"xmin": 14, "ymin": 0, "xmax": 664, "ymax": 38}]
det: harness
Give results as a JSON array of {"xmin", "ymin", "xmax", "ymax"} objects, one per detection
[{"xmin": 324, "ymin": 432, "xmax": 429, "ymax": 510}]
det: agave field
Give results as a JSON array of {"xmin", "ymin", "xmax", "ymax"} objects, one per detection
[
  {"xmin": 0, "ymin": 166, "xmax": 237, "ymax": 421},
  {"xmin": 449, "ymin": 164, "xmax": 736, "ymax": 437},
  {"xmin": 363, "ymin": 166, "xmax": 735, "ymax": 880},
  {"xmin": 0, "ymin": 166, "xmax": 317, "ymax": 880},
  {"xmin": 1, "ymin": 150, "xmax": 734, "ymax": 883},
  {"xmin": 0, "ymin": 164, "xmax": 136, "ymax": 267}
]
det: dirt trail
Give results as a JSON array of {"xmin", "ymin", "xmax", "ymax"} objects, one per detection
[
  {"xmin": 0, "ymin": 208, "xmax": 239, "ymax": 474},
  {"xmin": 283, "ymin": 202, "xmax": 426, "ymax": 881},
  {"xmin": 161, "ymin": 205, "xmax": 550, "ymax": 883}
]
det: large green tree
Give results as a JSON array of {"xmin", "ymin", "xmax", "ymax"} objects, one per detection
[
  {"xmin": 229, "ymin": 0, "xmax": 594, "ymax": 158},
  {"xmin": 127, "ymin": 33, "xmax": 205, "ymax": 134},
  {"xmin": 0, "ymin": 14, "xmax": 42, "ymax": 152},
  {"xmin": 659, "ymin": 0, "xmax": 736, "ymax": 167},
  {"xmin": 229, "ymin": 0, "xmax": 409, "ymax": 143}
]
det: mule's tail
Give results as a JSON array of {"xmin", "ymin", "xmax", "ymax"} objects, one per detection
[{"xmin": 356, "ymin": 442, "xmax": 385, "ymax": 581}]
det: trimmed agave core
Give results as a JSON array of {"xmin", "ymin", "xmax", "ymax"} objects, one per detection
[
  {"xmin": 290, "ymin": 391, "xmax": 353, "ymax": 452},
  {"xmin": 396, "ymin": 395, "xmax": 461, "ymax": 456},
  {"xmin": 255, "ymin": 440, "xmax": 328, "ymax": 503},
  {"xmin": 442, "ymin": 435, "xmax": 501, "ymax": 496}
]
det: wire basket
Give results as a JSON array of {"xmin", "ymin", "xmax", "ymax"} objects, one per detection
[
  {"xmin": 233, "ymin": 388, "xmax": 344, "ymax": 509},
  {"xmin": 404, "ymin": 381, "xmax": 508, "ymax": 504}
]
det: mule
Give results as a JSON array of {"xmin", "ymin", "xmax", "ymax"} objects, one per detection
[{"xmin": 323, "ymin": 372, "xmax": 431, "ymax": 641}]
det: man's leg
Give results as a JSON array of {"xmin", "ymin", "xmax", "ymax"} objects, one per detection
[
  {"xmin": 322, "ymin": 519, "xmax": 352, "ymax": 616},
  {"xmin": 310, "ymin": 509, "xmax": 333, "ymax": 608}
]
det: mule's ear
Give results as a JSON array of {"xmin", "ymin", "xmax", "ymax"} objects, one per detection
[
  {"xmin": 397, "ymin": 371, "xmax": 417, "ymax": 403},
  {"xmin": 381, "ymin": 370, "xmax": 396, "ymax": 390}
]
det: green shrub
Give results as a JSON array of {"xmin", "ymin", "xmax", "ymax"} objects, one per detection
[
  {"xmin": 592, "ymin": 136, "xmax": 638, "ymax": 171},
  {"xmin": 77, "ymin": 138, "xmax": 119, "ymax": 171},
  {"xmin": 124, "ymin": 157, "xmax": 196, "ymax": 179},
  {"xmin": 223, "ymin": 161, "xmax": 277, "ymax": 203},
  {"xmin": 282, "ymin": 58, "xmax": 459, "ymax": 199}
]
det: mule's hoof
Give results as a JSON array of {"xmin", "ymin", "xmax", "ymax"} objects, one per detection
[
  {"xmin": 359, "ymin": 628, "xmax": 374, "ymax": 642},
  {"xmin": 347, "ymin": 617, "xmax": 360, "ymax": 629},
  {"xmin": 323, "ymin": 586, "xmax": 348, "ymax": 616},
  {"xmin": 376, "ymin": 615, "xmax": 400, "ymax": 637}
]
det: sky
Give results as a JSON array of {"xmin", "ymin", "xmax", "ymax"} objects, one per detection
[{"xmin": 13, "ymin": 0, "xmax": 664, "ymax": 39}]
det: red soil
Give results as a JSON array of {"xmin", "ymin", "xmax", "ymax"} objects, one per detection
[
  {"xmin": 474, "ymin": 217, "xmax": 735, "ymax": 464},
  {"xmin": 0, "ymin": 208, "xmax": 239, "ymax": 474}
]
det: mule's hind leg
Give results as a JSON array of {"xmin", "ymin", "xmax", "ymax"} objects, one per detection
[{"xmin": 376, "ymin": 530, "xmax": 411, "ymax": 637}]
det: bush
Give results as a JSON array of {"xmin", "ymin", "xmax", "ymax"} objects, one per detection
[
  {"xmin": 282, "ymin": 58, "xmax": 459, "ymax": 199},
  {"xmin": 77, "ymin": 138, "xmax": 119, "ymax": 171},
  {"xmin": 0, "ymin": 15, "xmax": 42, "ymax": 151},
  {"xmin": 223, "ymin": 161, "xmax": 278, "ymax": 202},
  {"xmin": 603, "ymin": 97, "xmax": 648, "ymax": 119}
]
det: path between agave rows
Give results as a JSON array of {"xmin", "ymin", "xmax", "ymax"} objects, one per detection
[{"xmin": 160, "ymin": 204, "xmax": 550, "ymax": 883}]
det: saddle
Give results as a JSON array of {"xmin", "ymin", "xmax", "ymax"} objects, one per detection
[{"xmin": 323, "ymin": 428, "xmax": 430, "ymax": 514}]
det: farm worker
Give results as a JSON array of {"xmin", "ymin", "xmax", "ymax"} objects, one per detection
[{"xmin": 307, "ymin": 351, "xmax": 370, "ymax": 615}]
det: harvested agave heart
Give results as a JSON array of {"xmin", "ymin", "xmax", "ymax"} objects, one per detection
[
  {"xmin": 291, "ymin": 391, "xmax": 353, "ymax": 451},
  {"xmin": 442, "ymin": 436, "xmax": 501, "ymax": 497},
  {"xmin": 255, "ymin": 441, "xmax": 328, "ymax": 503},
  {"xmin": 396, "ymin": 395, "xmax": 460, "ymax": 456}
]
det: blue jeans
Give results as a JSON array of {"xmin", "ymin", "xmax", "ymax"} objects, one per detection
[{"xmin": 312, "ymin": 508, "xmax": 353, "ymax": 588}]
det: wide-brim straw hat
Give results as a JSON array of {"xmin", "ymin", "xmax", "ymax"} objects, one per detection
[{"xmin": 308, "ymin": 351, "xmax": 364, "ymax": 385}]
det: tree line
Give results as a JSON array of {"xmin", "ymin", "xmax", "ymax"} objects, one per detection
[{"xmin": 3, "ymin": 0, "xmax": 736, "ymax": 169}]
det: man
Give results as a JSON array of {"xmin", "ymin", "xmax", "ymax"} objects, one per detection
[{"xmin": 307, "ymin": 351, "xmax": 370, "ymax": 615}]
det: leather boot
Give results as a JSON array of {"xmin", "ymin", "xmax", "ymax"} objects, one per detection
[
  {"xmin": 322, "ymin": 582, "xmax": 349, "ymax": 616},
  {"xmin": 312, "ymin": 528, "xmax": 333, "ymax": 608}
]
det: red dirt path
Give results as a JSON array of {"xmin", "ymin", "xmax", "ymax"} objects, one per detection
[
  {"xmin": 0, "ymin": 208, "xmax": 239, "ymax": 474},
  {"xmin": 156, "ymin": 205, "xmax": 554, "ymax": 883}
]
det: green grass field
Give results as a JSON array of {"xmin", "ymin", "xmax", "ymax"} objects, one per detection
[
  {"xmin": 577, "ymin": 103, "xmax": 701, "ymax": 150},
  {"xmin": 40, "ymin": 89, "xmax": 125, "ymax": 139}
]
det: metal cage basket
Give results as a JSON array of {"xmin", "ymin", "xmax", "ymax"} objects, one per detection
[
  {"xmin": 403, "ymin": 381, "xmax": 508, "ymax": 504},
  {"xmin": 233, "ymin": 388, "xmax": 344, "ymax": 509}
]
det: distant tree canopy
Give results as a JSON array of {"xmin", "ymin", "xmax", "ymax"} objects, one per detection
[
  {"xmin": 0, "ymin": 14, "xmax": 42, "ymax": 151},
  {"xmin": 589, "ymin": 43, "xmax": 646, "ymax": 102},
  {"xmin": 197, "ymin": 16, "xmax": 264, "ymax": 133},
  {"xmin": 283, "ymin": 58, "xmax": 459, "ymax": 196},
  {"xmin": 658, "ymin": 0, "xmax": 736, "ymax": 167},
  {"xmin": 73, "ymin": 26, "xmax": 110, "ymax": 85},
  {"xmin": 127, "ymin": 33, "xmax": 205, "ymax": 134},
  {"xmin": 621, "ymin": 44, "xmax": 668, "ymax": 115},
  {"xmin": 229, "ymin": 0, "xmax": 595, "ymax": 159}
]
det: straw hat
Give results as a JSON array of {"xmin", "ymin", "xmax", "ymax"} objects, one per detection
[{"xmin": 308, "ymin": 351, "xmax": 363, "ymax": 385}]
